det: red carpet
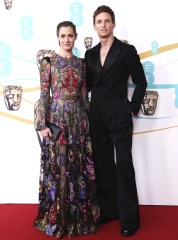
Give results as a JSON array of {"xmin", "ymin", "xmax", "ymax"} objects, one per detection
[{"xmin": 0, "ymin": 204, "xmax": 178, "ymax": 240}]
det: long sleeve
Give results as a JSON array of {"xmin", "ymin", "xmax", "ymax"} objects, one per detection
[
  {"xmin": 34, "ymin": 57, "xmax": 51, "ymax": 131},
  {"xmin": 80, "ymin": 60, "xmax": 90, "ymax": 111},
  {"xmin": 126, "ymin": 45, "xmax": 147, "ymax": 115}
]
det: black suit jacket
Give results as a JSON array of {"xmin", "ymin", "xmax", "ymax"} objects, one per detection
[{"xmin": 84, "ymin": 37, "xmax": 147, "ymax": 115}]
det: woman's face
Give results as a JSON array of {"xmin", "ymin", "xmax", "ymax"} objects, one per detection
[{"xmin": 57, "ymin": 26, "xmax": 76, "ymax": 52}]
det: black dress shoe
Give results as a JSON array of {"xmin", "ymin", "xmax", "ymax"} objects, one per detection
[{"xmin": 121, "ymin": 228, "xmax": 137, "ymax": 237}]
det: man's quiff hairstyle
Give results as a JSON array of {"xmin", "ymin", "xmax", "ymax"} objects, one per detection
[{"xmin": 93, "ymin": 5, "xmax": 115, "ymax": 24}]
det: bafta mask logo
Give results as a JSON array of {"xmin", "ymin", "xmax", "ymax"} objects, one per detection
[
  {"xmin": 36, "ymin": 49, "xmax": 55, "ymax": 69},
  {"xmin": 141, "ymin": 91, "xmax": 158, "ymax": 115},
  {"xmin": 84, "ymin": 37, "xmax": 93, "ymax": 49},
  {"xmin": 3, "ymin": 85, "xmax": 22, "ymax": 111},
  {"xmin": 4, "ymin": 0, "xmax": 13, "ymax": 10}
]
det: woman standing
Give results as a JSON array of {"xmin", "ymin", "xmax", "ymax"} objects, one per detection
[{"xmin": 34, "ymin": 21, "xmax": 100, "ymax": 238}]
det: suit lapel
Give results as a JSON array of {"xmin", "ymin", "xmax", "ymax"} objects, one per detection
[
  {"xmin": 89, "ymin": 38, "xmax": 122, "ymax": 82},
  {"xmin": 102, "ymin": 38, "xmax": 121, "ymax": 77},
  {"xmin": 92, "ymin": 43, "xmax": 102, "ymax": 76}
]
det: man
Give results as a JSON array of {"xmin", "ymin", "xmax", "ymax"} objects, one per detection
[{"xmin": 84, "ymin": 5, "xmax": 147, "ymax": 237}]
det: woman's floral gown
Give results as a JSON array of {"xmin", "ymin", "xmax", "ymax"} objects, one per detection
[{"xmin": 34, "ymin": 51, "xmax": 100, "ymax": 238}]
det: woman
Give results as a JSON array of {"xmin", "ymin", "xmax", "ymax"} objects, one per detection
[{"xmin": 34, "ymin": 21, "xmax": 100, "ymax": 238}]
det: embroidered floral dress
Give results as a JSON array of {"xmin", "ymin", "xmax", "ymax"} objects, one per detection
[{"xmin": 34, "ymin": 51, "xmax": 100, "ymax": 238}]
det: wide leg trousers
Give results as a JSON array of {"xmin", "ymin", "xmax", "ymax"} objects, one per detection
[{"xmin": 89, "ymin": 97, "xmax": 140, "ymax": 229}]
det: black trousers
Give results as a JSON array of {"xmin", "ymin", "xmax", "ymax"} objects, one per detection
[{"xmin": 90, "ymin": 97, "xmax": 140, "ymax": 229}]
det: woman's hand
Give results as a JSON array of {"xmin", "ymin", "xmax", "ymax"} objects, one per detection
[{"xmin": 40, "ymin": 128, "xmax": 52, "ymax": 138}]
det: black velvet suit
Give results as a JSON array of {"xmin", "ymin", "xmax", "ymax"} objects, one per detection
[{"xmin": 84, "ymin": 37, "xmax": 147, "ymax": 230}]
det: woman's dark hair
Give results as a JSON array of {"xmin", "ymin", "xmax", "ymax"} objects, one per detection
[
  {"xmin": 56, "ymin": 21, "xmax": 77, "ymax": 37},
  {"xmin": 93, "ymin": 5, "xmax": 115, "ymax": 24}
]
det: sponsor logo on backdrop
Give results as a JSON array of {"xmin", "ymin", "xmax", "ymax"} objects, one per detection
[{"xmin": 70, "ymin": 2, "xmax": 83, "ymax": 27}]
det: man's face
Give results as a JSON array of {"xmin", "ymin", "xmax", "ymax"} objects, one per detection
[
  {"xmin": 94, "ymin": 12, "xmax": 115, "ymax": 38},
  {"xmin": 4, "ymin": 86, "xmax": 22, "ymax": 110},
  {"xmin": 141, "ymin": 91, "xmax": 158, "ymax": 115}
]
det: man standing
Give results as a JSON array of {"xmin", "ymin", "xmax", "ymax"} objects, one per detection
[{"xmin": 84, "ymin": 5, "xmax": 147, "ymax": 237}]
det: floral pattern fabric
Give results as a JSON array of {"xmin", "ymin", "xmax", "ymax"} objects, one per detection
[{"xmin": 34, "ymin": 52, "xmax": 100, "ymax": 238}]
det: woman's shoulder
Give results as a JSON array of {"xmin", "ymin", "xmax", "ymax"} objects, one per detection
[{"xmin": 36, "ymin": 49, "xmax": 56, "ymax": 65}]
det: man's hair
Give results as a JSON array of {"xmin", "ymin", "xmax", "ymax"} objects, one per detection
[{"xmin": 93, "ymin": 5, "xmax": 115, "ymax": 24}]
